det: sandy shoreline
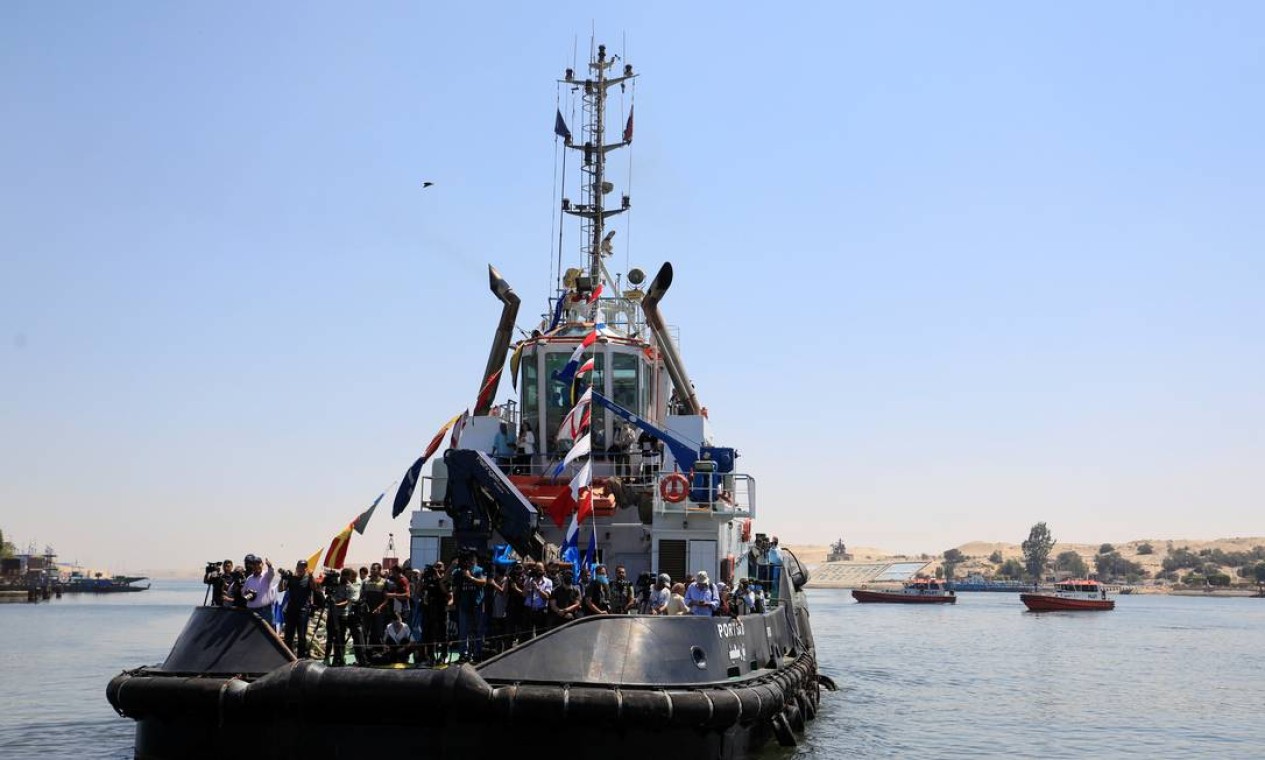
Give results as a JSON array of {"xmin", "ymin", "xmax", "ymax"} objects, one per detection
[{"xmin": 790, "ymin": 536, "xmax": 1265, "ymax": 593}]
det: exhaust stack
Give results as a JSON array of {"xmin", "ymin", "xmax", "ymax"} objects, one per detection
[
  {"xmin": 640, "ymin": 262, "xmax": 703, "ymax": 416},
  {"xmin": 474, "ymin": 264, "xmax": 521, "ymax": 416}
]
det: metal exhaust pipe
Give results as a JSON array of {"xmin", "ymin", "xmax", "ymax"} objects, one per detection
[
  {"xmin": 474, "ymin": 264, "xmax": 521, "ymax": 416},
  {"xmin": 640, "ymin": 262, "xmax": 702, "ymax": 416}
]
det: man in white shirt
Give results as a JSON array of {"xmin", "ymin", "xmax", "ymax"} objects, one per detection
[
  {"xmin": 523, "ymin": 562, "xmax": 553, "ymax": 637},
  {"xmin": 649, "ymin": 573, "xmax": 672, "ymax": 614},
  {"xmin": 241, "ymin": 554, "xmax": 278, "ymax": 628},
  {"xmin": 383, "ymin": 611, "xmax": 412, "ymax": 664}
]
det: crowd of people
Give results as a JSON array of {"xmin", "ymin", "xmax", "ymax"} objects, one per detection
[{"xmin": 204, "ymin": 550, "xmax": 777, "ymax": 668}]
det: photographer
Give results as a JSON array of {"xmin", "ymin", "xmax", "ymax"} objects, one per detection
[
  {"xmin": 451, "ymin": 550, "xmax": 487, "ymax": 662},
  {"xmin": 279, "ymin": 559, "xmax": 316, "ymax": 658},
  {"xmin": 203, "ymin": 560, "xmax": 234, "ymax": 607}
]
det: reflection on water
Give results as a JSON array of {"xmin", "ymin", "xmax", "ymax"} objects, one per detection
[{"xmin": 2, "ymin": 583, "xmax": 1264, "ymax": 757}]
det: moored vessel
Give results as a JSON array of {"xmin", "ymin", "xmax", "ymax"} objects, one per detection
[
  {"xmin": 852, "ymin": 577, "xmax": 957, "ymax": 604},
  {"xmin": 106, "ymin": 42, "xmax": 830, "ymax": 759},
  {"xmin": 1021, "ymin": 579, "xmax": 1115, "ymax": 611},
  {"xmin": 64, "ymin": 572, "xmax": 150, "ymax": 593}
]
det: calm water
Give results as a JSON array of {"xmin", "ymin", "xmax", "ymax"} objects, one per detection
[{"xmin": 2, "ymin": 583, "xmax": 1263, "ymax": 758}]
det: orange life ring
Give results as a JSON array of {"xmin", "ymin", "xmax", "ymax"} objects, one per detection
[
  {"xmin": 659, "ymin": 473, "xmax": 689, "ymax": 503},
  {"xmin": 741, "ymin": 518, "xmax": 752, "ymax": 543}
]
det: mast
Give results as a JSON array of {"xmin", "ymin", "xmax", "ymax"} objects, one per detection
[{"xmin": 562, "ymin": 43, "xmax": 635, "ymax": 294}]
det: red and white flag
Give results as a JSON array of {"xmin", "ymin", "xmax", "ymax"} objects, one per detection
[{"xmin": 556, "ymin": 387, "xmax": 593, "ymax": 441}]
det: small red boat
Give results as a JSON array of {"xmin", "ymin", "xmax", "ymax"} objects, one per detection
[
  {"xmin": 852, "ymin": 578, "xmax": 957, "ymax": 604},
  {"xmin": 1021, "ymin": 579, "xmax": 1114, "ymax": 611}
]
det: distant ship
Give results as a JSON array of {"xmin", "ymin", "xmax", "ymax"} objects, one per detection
[
  {"xmin": 852, "ymin": 577, "xmax": 957, "ymax": 604},
  {"xmin": 63, "ymin": 572, "xmax": 150, "ymax": 593},
  {"xmin": 947, "ymin": 574, "xmax": 1030, "ymax": 592}
]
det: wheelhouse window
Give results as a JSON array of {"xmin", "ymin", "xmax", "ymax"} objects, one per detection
[
  {"xmin": 544, "ymin": 351, "xmax": 571, "ymax": 452},
  {"xmin": 521, "ymin": 349, "xmax": 538, "ymax": 438},
  {"xmin": 544, "ymin": 350, "xmax": 606, "ymax": 452},
  {"xmin": 612, "ymin": 352, "xmax": 640, "ymax": 414}
]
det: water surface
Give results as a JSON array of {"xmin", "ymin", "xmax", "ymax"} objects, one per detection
[{"xmin": 2, "ymin": 584, "xmax": 1262, "ymax": 758}]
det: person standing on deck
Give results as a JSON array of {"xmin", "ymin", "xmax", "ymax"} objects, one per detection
[
  {"xmin": 242, "ymin": 555, "xmax": 277, "ymax": 627},
  {"xmin": 768, "ymin": 537, "xmax": 784, "ymax": 600},
  {"xmin": 492, "ymin": 422, "xmax": 515, "ymax": 471},
  {"xmin": 613, "ymin": 423, "xmax": 636, "ymax": 478},
  {"xmin": 515, "ymin": 422, "xmax": 536, "ymax": 474},
  {"xmin": 609, "ymin": 565, "xmax": 634, "ymax": 614},
  {"xmin": 360, "ymin": 563, "xmax": 388, "ymax": 655},
  {"xmin": 452, "ymin": 551, "xmax": 487, "ymax": 662},
  {"xmin": 684, "ymin": 571, "xmax": 719, "ymax": 616},
  {"xmin": 280, "ymin": 559, "xmax": 315, "ymax": 658}
]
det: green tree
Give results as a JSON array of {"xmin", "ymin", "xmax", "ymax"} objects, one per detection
[
  {"xmin": 943, "ymin": 548, "xmax": 963, "ymax": 563},
  {"xmin": 1253, "ymin": 563, "xmax": 1265, "ymax": 583},
  {"xmin": 989, "ymin": 550, "xmax": 1004, "ymax": 564},
  {"xmin": 1022, "ymin": 522, "xmax": 1056, "ymax": 581},
  {"xmin": 1054, "ymin": 550, "xmax": 1088, "ymax": 578},
  {"xmin": 1095, "ymin": 552, "xmax": 1146, "ymax": 581},
  {"xmin": 999, "ymin": 558, "xmax": 1026, "ymax": 580},
  {"xmin": 1136, "ymin": 542, "xmax": 1154, "ymax": 555},
  {"xmin": 0, "ymin": 528, "xmax": 14, "ymax": 559},
  {"xmin": 1099, "ymin": 543, "xmax": 1114, "ymax": 555}
]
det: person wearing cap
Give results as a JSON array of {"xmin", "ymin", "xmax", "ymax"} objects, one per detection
[
  {"xmin": 767, "ymin": 537, "xmax": 783, "ymax": 600},
  {"xmin": 241, "ymin": 554, "xmax": 278, "ymax": 628},
  {"xmin": 684, "ymin": 570, "xmax": 719, "ymax": 616},
  {"xmin": 649, "ymin": 573, "xmax": 672, "ymax": 615},
  {"xmin": 280, "ymin": 559, "xmax": 315, "ymax": 657}
]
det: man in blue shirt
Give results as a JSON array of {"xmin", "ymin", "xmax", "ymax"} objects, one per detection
[
  {"xmin": 768, "ymin": 537, "xmax": 784, "ymax": 601},
  {"xmin": 683, "ymin": 570, "xmax": 719, "ymax": 616},
  {"xmin": 491, "ymin": 422, "xmax": 515, "ymax": 471},
  {"xmin": 451, "ymin": 551, "xmax": 487, "ymax": 661}
]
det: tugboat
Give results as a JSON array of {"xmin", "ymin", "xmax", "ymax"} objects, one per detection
[
  {"xmin": 1021, "ymin": 579, "xmax": 1115, "ymax": 611},
  {"xmin": 106, "ymin": 43, "xmax": 830, "ymax": 759},
  {"xmin": 852, "ymin": 577, "xmax": 957, "ymax": 604}
]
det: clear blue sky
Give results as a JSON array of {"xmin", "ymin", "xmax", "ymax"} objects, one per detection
[{"xmin": 3, "ymin": 3, "xmax": 1262, "ymax": 571}]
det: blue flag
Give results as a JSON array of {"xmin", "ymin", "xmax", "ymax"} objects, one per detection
[
  {"xmin": 554, "ymin": 109, "xmax": 571, "ymax": 141},
  {"xmin": 547, "ymin": 293, "xmax": 566, "ymax": 332},
  {"xmin": 392, "ymin": 456, "xmax": 428, "ymax": 518}
]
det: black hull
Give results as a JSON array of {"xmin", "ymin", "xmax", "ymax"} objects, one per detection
[
  {"xmin": 112, "ymin": 655, "xmax": 818, "ymax": 759},
  {"xmin": 108, "ymin": 591, "xmax": 825, "ymax": 759}
]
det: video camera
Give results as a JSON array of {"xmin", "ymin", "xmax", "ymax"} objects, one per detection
[
  {"xmin": 320, "ymin": 569, "xmax": 341, "ymax": 589},
  {"xmin": 635, "ymin": 571, "xmax": 655, "ymax": 595}
]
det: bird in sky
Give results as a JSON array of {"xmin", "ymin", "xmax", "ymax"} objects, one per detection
[{"xmin": 422, "ymin": 181, "xmax": 434, "ymax": 188}]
